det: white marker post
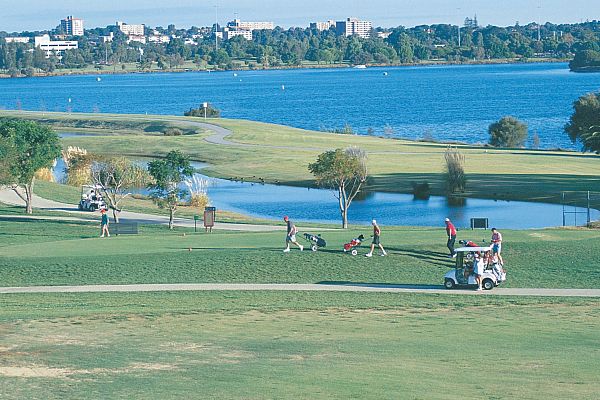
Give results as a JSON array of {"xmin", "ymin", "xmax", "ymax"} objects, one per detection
[{"xmin": 203, "ymin": 102, "xmax": 208, "ymax": 120}]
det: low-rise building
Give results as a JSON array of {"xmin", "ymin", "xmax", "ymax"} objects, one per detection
[
  {"xmin": 117, "ymin": 21, "xmax": 145, "ymax": 36},
  {"xmin": 310, "ymin": 20, "xmax": 336, "ymax": 31},
  {"xmin": 61, "ymin": 16, "xmax": 84, "ymax": 36},
  {"xmin": 126, "ymin": 35, "xmax": 146, "ymax": 44},
  {"xmin": 227, "ymin": 19, "xmax": 274, "ymax": 31},
  {"xmin": 336, "ymin": 18, "xmax": 372, "ymax": 38},
  {"xmin": 4, "ymin": 37, "xmax": 30, "ymax": 44},
  {"xmin": 148, "ymin": 34, "xmax": 171, "ymax": 44},
  {"xmin": 223, "ymin": 28, "xmax": 253, "ymax": 41},
  {"xmin": 34, "ymin": 34, "xmax": 78, "ymax": 58}
]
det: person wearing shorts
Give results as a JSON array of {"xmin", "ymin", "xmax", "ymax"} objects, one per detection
[
  {"xmin": 365, "ymin": 219, "xmax": 387, "ymax": 257},
  {"xmin": 474, "ymin": 253, "xmax": 484, "ymax": 291},
  {"xmin": 491, "ymin": 228, "xmax": 503, "ymax": 266},
  {"xmin": 283, "ymin": 216, "xmax": 303, "ymax": 252},
  {"xmin": 100, "ymin": 208, "xmax": 110, "ymax": 238}
]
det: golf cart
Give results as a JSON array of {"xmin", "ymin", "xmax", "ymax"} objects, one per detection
[
  {"xmin": 443, "ymin": 245, "xmax": 506, "ymax": 290},
  {"xmin": 78, "ymin": 184, "xmax": 106, "ymax": 212}
]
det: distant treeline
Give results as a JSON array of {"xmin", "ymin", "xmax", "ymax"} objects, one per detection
[{"xmin": 1, "ymin": 20, "xmax": 600, "ymax": 75}]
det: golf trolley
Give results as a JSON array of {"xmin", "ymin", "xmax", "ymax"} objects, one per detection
[
  {"xmin": 303, "ymin": 233, "xmax": 327, "ymax": 252},
  {"xmin": 343, "ymin": 234, "xmax": 364, "ymax": 256}
]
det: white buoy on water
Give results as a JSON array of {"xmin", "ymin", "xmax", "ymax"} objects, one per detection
[
  {"xmin": 233, "ymin": 73, "xmax": 238, "ymax": 77},
  {"xmin": 281, "ymin": 85, "xmax": 285, "ymax": 90},
  {"xmin": 96, "ymin": 77, "xmax": 101, "ymax": 82},
  {"xmin": 383, "ymin": 72, "xmax": 388, "ymax": 76}
]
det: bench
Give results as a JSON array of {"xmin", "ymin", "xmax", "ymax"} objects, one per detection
[{"xmin": 114, "ymin": 222, "xmax": 139, "ymax": 235}]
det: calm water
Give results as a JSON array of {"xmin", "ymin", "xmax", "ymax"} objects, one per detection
[
  {"xmin": 3, "ymin": 63, "xmax": 600, "ymax": 149},
  {"xmin": 52, "ymin": 158, "xmax": 598, "ymax": 229}
]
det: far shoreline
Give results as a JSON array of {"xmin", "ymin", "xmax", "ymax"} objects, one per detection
[{"xmin": 0, "ymin": 57, "xmax": 570, "ymax": 79}]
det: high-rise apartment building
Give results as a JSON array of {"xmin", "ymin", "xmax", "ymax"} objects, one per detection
[
  {"xmin": 61, "ymin": 16, "xmax": 84, "ymax": 36},
  {"xmin": 336, "ymin": 18, "xmax": 372, "ymax": 39}
]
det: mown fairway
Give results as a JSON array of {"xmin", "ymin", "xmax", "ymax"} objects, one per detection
[
  {"xmin": 0, "ymin": 291, "xmax": 599, "ymax": 399},
  {"xmin": 2, "ymin": 110, "xmax": 599, "ymax": 208},
  {"xmin": 1, "ymin": 218, "xmax": 600, "ymax": 289}
]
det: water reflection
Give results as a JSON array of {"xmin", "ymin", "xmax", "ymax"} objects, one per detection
[{"xmin": 51, "ymin": 158, "xmax": 599, "ymax": 229}]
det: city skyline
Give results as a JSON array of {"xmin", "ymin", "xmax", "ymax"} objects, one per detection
[{"xmin": 0, "ymin": 0, "xmax": 599, "ymax": 32}]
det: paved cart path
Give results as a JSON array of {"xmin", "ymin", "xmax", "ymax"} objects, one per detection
[
  {"xmin": 1, "ymin": 283, "xmax": 599, "ymax": 297},
  {"xmin": 0, "ymin": 189, "xmax": 285, "ymax": 232}
]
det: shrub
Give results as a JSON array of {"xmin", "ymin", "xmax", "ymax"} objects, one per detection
[
  {"xmin": 184, "ymin": 103, "xmax": 221, "ymax": 118},
  {"xmin": 164, "ymin": 127, "xmax": 183, "ymax": 136},
  {"xmin": 489, "ymin": 116, "xmax": 528, "ymax": 148},
  {"xmin": 444, "ymin": 146, "xmax": 466, "ymax": 194},
  {"xmin": 412, "ymin": 182, "xmax": 430, "ymax": 199}
]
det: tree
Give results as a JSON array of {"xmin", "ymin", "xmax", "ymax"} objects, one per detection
[
  {"xmin": 91, "ymin": 157, "xmax": 150, "ymax": 223},
  {"xmin": 0, "ymin": 119, "xmax": 61, "ymax": 214},
  {"xmin": 147, "ymin": 151, "xmax": 194, "ymax": 229},
  {"xmin": 488, "ymin": 116, "xmax": 528, "ymax": 148},
  {"xmin": 565, "ymin": 92, "xmax": 600, "ymax": 153},
  {"xmin": 308, "ymin": 147, "xmax": 368, "ymax": 228}
]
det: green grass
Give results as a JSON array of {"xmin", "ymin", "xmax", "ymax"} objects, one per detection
[
  {"xmin": 1, "ymin": 218, "xmax": 600, "ymax": 288},
  {"xmin": 0, "ymin": 291, "xmax": 599, "ymax": 399},
  {"xmin": 2, "ymin": 110, "xmax": 599, "ymax": 209}
]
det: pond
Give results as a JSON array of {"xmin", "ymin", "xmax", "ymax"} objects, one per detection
[{"xmin": 51, "ymin": 158, "xmax": 599, "ymax": 229}]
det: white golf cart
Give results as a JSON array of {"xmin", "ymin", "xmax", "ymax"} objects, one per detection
[
  {"xmin": 443, "ymin": 245, "xmax": 506, "ymax": 290},
  {"xmin": 78, "ymin": 184, "xmax": 106, "ymax": 212}
]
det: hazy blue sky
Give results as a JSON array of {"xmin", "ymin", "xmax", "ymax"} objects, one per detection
[{"xmin": 1, "ymin": 0, "xmax": 599, "ymax": 32}]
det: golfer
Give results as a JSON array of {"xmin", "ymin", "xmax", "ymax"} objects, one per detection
[
  {"xmin": 100, "ymin": 209, "xmax": 110, "ymax": 238},
  {"xmin": 365, "ymin": 219, "xmax": 387, "ymax": 257},
  {"xmin": 445, "ymin": 218, "xmax": 457, "ymax": 258},
  {"xmin": 283, "ymin": 216, "xmax": 303, "ymax": 252},
  {"xmin": 491, "ymin": 228, "xmax": 504, "ymax": 266},
  {"xmin": 474, "ymin": 253, "xmax": 484, "ymax": 291}
]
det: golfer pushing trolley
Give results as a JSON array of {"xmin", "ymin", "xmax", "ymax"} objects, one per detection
[{"xmin": 283, "ymin": 216, "xmax": 304, "ymax": 252}]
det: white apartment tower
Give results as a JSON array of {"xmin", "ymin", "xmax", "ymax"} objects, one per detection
[
  {"xmin": 61, "ymin": 16, "xmax": 84, "ymax": 36},
  {"xmin": 336, "ymin": 18, "xmax": 372, "ymax": 39}
]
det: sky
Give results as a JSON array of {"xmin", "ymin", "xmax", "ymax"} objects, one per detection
[{"xmin": 1, "ymin": 0, "xmax": 599, "ymax": 33}]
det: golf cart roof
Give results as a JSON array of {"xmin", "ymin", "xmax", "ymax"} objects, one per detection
[
  {"xmin": 82, "ymin": 184, "xmax": 102, "ymax": 189},
  {"xmin": 455, "ymin": 245, "xmax": 493, "ymax": 253}
]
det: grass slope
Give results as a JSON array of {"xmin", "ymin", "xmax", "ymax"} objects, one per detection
[{"xmin": 2, "ymin": 110, "xmax": 599, "ymax": 208}]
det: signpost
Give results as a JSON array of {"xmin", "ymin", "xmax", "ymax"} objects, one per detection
[
  {"xmin": 204, "ymin": 206, "xmax": 216, "ymax": 232},
  {"xmin": 194, "ymin": 215, "xmax": 200, "ymax": 233}
]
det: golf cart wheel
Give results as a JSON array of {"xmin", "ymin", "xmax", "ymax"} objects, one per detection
[
  {"xmin": 89, "ymin": 204, "xmax": 96, "ymax": 212},
  {"xmin": 444, "ymin": 279, "xmax": 455, "ymax": 289},
  {"xmin": 311, "ymin": 245, "xmax": 318, "ymax": 252},
  {"xmin": 482, "ymin": 279, "xmax": 494, "ymax": 291},
  {"xmin": 351, "ymin": 249, "xmax": 358, "ymax": 256}
]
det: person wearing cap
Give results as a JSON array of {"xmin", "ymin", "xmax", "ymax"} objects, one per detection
[
  {"xmin": 283, "ymin": 216, "xmax": 303, "ymax": 252},
  {"xmin": 491, "ymin": 228, "xmax": 504, "ymax": 266},
  {"xmin": 100, "ymin": 208, "xmax": 110, "ymax": 238},
  {"xmin": 365, "ymin": 219, "xmax": 387, "ymax": 257},
  {"xmin": 445, "ymin": 218, "xmax": 457, "ymax": 258}
]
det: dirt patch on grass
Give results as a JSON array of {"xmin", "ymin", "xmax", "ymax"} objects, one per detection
[{"xmin": 0, "ymin": 366, "xmax": 74, "ymax": 378}]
